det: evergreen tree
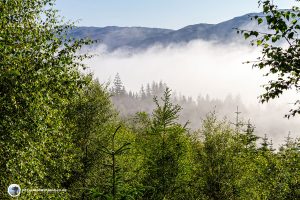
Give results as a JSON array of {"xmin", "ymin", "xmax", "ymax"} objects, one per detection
[
  {"xmin": 196, "ymin": 113, "xmax": 243, "ymax": 199},
  {"xmin": 140, "ymin": 85, "xmax": 146, "ymax": 99},
  {"xmin": 112, "ymin": 73, "xmax": 125, "ymax": 96},
  {"xmin": 259, "ymin": 134, "xmax": 272, "ymax": 152},
  {"xmin": 242, "ymin": 120, "xmax": 259, "ymax": 150},
  {"xmin": 146, "ymin": 83, "xmax": 152, "ymax": 97},
  {"xmin": 138, "ymin": 88, "xmax": 192, "ymax": 199}
]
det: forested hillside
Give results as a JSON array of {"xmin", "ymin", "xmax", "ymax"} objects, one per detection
[
  {"xmin": 109, "ymin": 73, "xmax": 300, "ymax": 145},
  {"xmin": 1, "ymin": 0, "xmax": 299, "ymax": 199},
  {"xmin": 68, "ymin": 12, "xmax": 259, "ymax": 51}
]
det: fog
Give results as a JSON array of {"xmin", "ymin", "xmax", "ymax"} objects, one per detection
[
  {"xmin": 86, "ymin": 41, "xmax": 263, "ymax": 103},
  {"xmin": 84, "ymin": 40, "xmax": 300, "ymax": 147}
]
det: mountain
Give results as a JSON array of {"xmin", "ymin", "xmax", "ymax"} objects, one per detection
[
  {"xmin": 69, "ymin": 26, "xmax": 173, "ymax": 51},
  {"xmin": 68, "ymin": 13, "xmax": 261, "ymax": 51}
]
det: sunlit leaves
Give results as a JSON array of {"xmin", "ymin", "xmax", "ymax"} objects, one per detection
[
  {"xmin": 0, "ymin": 0, "xmax": 92, "ymax": 199},
  {"xmin": 239, "ymin": 0, "xmax": 300, "ymax": 117}
]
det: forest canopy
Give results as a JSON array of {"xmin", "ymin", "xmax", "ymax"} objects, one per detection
[{"xmin": 0, "ymin": 0, "xmax": 299, "ymax": 199}]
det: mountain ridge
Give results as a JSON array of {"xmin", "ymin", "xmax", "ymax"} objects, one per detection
[{"xmin": 69, "ymin": 12, "xmax": 262, "ymax": 51}]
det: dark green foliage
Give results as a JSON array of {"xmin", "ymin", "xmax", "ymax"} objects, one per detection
[{"xmin": 64, "ymin": 80, "xmax": 116, "ymax": 199}]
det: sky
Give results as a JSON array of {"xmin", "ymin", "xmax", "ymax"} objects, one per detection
[{"xmin": 55, "ymin": 0, "xmax": 295, "ymax": 29}]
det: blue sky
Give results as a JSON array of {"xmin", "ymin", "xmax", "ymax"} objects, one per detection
[{"xmin": 55, "ymin": 0, "xmax": 295, "ymax": 29}]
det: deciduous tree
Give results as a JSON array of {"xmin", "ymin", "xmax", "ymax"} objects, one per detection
[
  {"xmin": 0, "ymin": 0, "xmax": 92, "ymax": 199},
  {"xmin": 240, "ymin": 0, "xmax": 300, "ymax": 117}
]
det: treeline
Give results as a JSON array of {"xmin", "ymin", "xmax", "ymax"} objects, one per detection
[
  {"xmin": 109, "ymin": 73, "xmax": 300, "ymax": 141},
  {"xmin": 110, "ymin": 73, "xmax": 246, "ymax": 130}
]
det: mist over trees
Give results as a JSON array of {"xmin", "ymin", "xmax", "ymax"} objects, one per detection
[
  {"xmin": 110, "ymin": 73, "xmax": 300, "ymax": 145},
  {"xmin": 1, "ymin": 0, "xmax": 300, "ymax": 199},
  {"xmin": 110, "ymin": 74, "xmax": 243, "ymax": 127}
]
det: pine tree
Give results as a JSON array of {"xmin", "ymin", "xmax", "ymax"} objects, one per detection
[
  {"xmin": 140, "ymin": 88, "xmax": 191, "ymax": 199},
  {"xmin": 259, "ymin": 134, "xmax": 271, "ymax": 152},
  {"xmin": 243, "ymin": 120, "xmax": 259, "ymax": 149},
  {"xmin": 99, "ymin": 126, "xmax": 131, "ymax": 199},
  {"xmin": 112, "ymin": 73, "xmax": 125, "ymax": 96},
  {"xmin": 146, "ymin": 83, "xmax": 152, "ymax": 97},
  {"xmin": 140, "ymin": 85, "xmax": 146, "ymax": 99}
]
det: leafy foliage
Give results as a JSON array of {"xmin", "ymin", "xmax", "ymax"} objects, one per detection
[
  {"xmin": 0, "ymin": 0, "xmax": 92, "ymax": 199},
  {"xmin": 239, "ymin": 0, "xmax": 300, "ymax": 117},
  {"xmin": 1, "ymin": 0, "xmax": 299, "ymax": 199},
  {"xmin": 64, "ymin": 80, "xmax": 116, "ymax": 199}
]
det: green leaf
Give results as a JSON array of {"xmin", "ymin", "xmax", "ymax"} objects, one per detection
[
  {"xmin": 244, "ymin": 33, "xmax": 250, "ymax": 39},
  {"xmin": 251, "ymin": 31, "xmax": 259, "ymax": 37},
  {"xmin": 288, "ymin": 32, "xmax": 294, "ymax": 39},
  {"xmin": 257, "ymin": 40, "xmax": 263, "ymax": 46},
  {"xmin": 285, "ymin": 12, "xmax": 290, "ymax": 21},
  {"xmin": 271, "ymin": 36, "xmax": 277, "ymax": 42}
]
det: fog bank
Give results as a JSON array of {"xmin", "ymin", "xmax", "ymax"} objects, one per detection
[
  {"xmin": 84, "ymin": 40, "xmax": 300, "ymax": 147},
  {"xmin": 86, "ymin": 41, "xmax": 265, "ymax": 103}
]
